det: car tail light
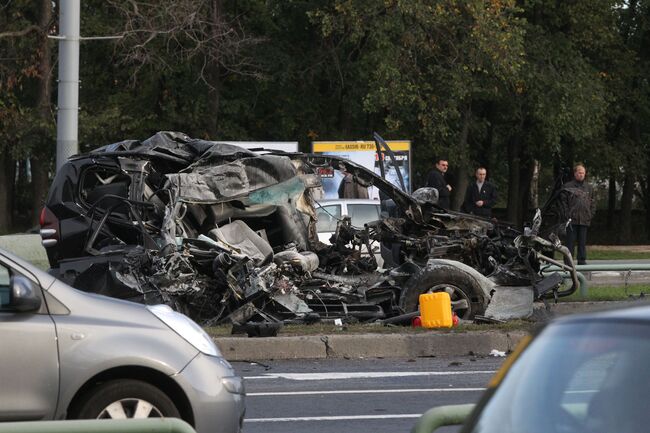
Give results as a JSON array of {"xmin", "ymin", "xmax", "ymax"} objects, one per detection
[{"xmin": 40, "ymin": 207, "xmax": 59, "ymax": 247}]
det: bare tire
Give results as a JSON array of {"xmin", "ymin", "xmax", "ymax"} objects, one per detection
[
  {"xmin": 70, "ymin": 379, "xmax": 180, "ymax": 420},
  {"xmin": 400, "ymin": 263, "xmax": 486, "ymax": 319}
]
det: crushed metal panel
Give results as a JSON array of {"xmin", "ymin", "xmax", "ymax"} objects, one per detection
[
  {"xmin": 483, "ymin": 286, "xmax": 534, "ymax": 320},
  {"xmin": 272, "ymin": 293, "xmax": 313, "ymax": 315},
  {"xmin": 165, "ymin": 161, "xmax": 251, "ymax": 203},
  {"xmin": 166, "ymin": 155, "xmax": 301, "ymax": 205}
]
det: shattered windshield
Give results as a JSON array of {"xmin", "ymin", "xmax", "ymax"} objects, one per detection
[{"xmin": 466, "ymin": 321, "xmax": 650, "ymax": 433}]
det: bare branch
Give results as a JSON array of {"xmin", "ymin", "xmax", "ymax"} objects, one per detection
[
  {"xmin": 0, "ymin": 24, "xmax": 41, "ymax": 39},
  {"xmin": 106, "ymin": 0, "xmax": 264, "ymax": 85}
]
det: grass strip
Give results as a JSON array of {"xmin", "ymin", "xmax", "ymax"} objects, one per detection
[
  {"xmin": 561, "ymin": 284, "xmax": 650, "ymax": 302},
  {"xmin": 587, "ymin": 249, "xmax": 650, "ymax": 260}
]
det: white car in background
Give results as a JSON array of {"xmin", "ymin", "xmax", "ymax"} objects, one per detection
[{"xmin": 314, "ymin": 199, "xmax": 384, "ymax": 268}]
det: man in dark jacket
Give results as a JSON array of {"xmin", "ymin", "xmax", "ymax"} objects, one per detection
[
  {"xmin": 338, "ymin": 166, "xmax": 369, "ymax": 199},
  {"xmin": 462, "ymin": 167, "xmax": 497, "ymax": 218},
  {"xmin": 426, "ymin": 157, "xmax": 451, "ymax": 209},
  {"xmin": 561, "ymin": 164, "xmax": 596, "ymax": 265}
]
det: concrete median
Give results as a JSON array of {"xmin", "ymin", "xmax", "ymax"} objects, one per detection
[
  {"xmin": 215, "ymin": 300, "xmax": 649, "ymax": 361},
  {"xmin": 214, "ymin": 330, "xmax": 528, "ymax": 361}
]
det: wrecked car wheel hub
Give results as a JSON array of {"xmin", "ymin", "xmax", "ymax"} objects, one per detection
[{"xmin": 425, "ymin": 284, "xmax": 471, "ymax": 318}]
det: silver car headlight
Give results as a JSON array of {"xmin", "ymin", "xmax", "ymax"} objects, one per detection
[{"xmin": 147, "ymin": 304, "xmax": 221, "ymax": 357}]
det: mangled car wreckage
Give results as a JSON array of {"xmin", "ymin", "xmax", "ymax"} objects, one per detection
[{"xmin": 40, "ymin": 132, "xmax": 578, "ymax": 327}]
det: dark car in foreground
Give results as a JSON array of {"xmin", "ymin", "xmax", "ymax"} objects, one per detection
[
  {"xmin": 414, "ymin": 304, "xmax": 650, "ymax": 433},
  {"xmin": 40, "ymin": 131, "xmax": 577, "ymax": 326},
  {"xmin": 0, "ymin": 246, "xmax": 244, "ymax": 432}
]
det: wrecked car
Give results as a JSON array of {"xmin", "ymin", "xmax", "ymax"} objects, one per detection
[{"xmin": 39, "ymin": 131, "xmax": 578, "ymax": 327}]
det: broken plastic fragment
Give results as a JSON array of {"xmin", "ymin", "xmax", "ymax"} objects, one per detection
[{"xmin": 249, "ymin": 176, "xmax": 306, "ymax": 205}]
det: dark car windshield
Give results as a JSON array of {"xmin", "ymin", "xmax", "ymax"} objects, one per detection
[{"xmin": 465, "ymin": 320, "xmax": 650, "ymax": 433}]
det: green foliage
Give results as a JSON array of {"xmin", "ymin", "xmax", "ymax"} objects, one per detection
[
  {"xmin": 310, "ymin": 0, "xmax": 526, "ymax": 177},
  {"xmin": 1, "ymin": 0, "xmax": 650, "ymax": 235}
]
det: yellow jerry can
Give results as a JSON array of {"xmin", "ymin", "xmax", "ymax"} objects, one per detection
[{"xmin": 419, "ymin": 292, "xmax": 453, "ymax": 328}]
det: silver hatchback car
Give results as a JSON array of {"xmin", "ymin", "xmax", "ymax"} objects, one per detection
[{"xmin": 0, "ymin": 247, "xmax": 244, "ymax": 433}]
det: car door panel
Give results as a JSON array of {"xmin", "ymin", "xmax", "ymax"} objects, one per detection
[{"xmin": 0, "ymin": 262, "xmax": 59, "ymax": 421}]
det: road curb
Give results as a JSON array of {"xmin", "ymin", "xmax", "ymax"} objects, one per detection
[
  {"xmin": 214, "ymin": 331, "xmax": 528, "ymax": 361},
  {"xmin": 214, "ymin": 300, "xmax": 650, "ymax": 361}
]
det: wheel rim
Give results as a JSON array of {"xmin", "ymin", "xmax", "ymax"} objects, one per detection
[
  {"xmin": 98, "ymin": 399, "xmax": 164, "ymax": 419},
  {"xmin": 426, "ymin": 283, "xmax": 472, "ymax": 319}
]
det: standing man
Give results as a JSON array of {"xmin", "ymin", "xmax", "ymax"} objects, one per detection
[
  {"xmin": 562, "ymin": 163, "xmax": 596, "ymax": 265},
  {"xmin": 427, "ymin": 157, "xmax": 451, "ymax": 209},
  {"xmin": 338, "ymin": 165, "xmax": 369, "ymax": 199},
  {"xmin": 462, "ymin": 167, "xmax": 498, "ymax": 218}
]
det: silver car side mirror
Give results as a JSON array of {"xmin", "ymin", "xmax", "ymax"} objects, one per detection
[{"xmin": 10, "ymin": 276, "xmax": 42, "ymax": 312}]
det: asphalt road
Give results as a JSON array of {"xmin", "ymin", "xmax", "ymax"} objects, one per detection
[{"xmin": 233, "ymin": 356, "xmax": 505, "ymax": 433}]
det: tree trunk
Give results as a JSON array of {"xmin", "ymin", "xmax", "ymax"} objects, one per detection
[
  {"xmin": 607, "ymin": 173, "xmax": 617, "ymax": 230},
  {"xmin": 478, "ymin": 102, "xmax": 494, "ymax": 170},
  {"xmin": 645, "ymin": 178, "xmax": 650, "ymax": 243},
  {"xmin": 643, "ymin": 157, "xmax": 650, "ymax": 242},
  {"xmin": 619, "ymin": 173, "xmax": 634, "ymax": 244},
  {"xmin": 30, "ymin": 156, "xmax": 50, "ymax": 222},
  {"xmin": 506, "ymin": 135, "xmax": 521, "ymax": 224},
  {"xmin": 0, "ymin": 153, "xmax": 14, "ymax": 232},
  {"xmin": 337, "ymin": 88, "xmax": 352, "ymax": 136},
  {"xmin": 517, "ymin": 157, "xmax": 535, "ymax": 228},
  {"xmin": 451, "ymin": 106, "xmax": 471, "ymax": 211},
  {"xmin": 530, "ymin": 160, "xmax": 540, "ymax": 209},
  {"xmin": 206, "ymin": 0, "xmax": 223, "ymax": 138},
  {"xmin": 30, "ymin": 0, "xmax": 53, "ymax": 225},
  {"xmin": 453, "ymin": 165, "xmax": 469, "ymax": 212}
]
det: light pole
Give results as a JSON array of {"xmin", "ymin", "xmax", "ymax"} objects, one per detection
[{"xmin": 55, "ymin": 0, "xmax": 80, "ymax": 170}]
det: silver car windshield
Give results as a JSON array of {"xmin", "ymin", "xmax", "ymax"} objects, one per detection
[{"xmin": 466, "ymin": 321, "xmax": 650, "ymax": 433}]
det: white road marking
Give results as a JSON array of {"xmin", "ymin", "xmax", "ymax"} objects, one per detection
[
  {"xmin": 245, "ymin": 414, "xmax": 423, "ymax": 422},
  {"xmin": 248, "ymin": 387, "xmax": 485, "ymax": 396},
  {"xmin": 244, "ymin": 370, "xmax": 496, "ymax": 381}
]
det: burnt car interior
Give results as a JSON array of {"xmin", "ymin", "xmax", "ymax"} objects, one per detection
[{"xmin": 41, "ymin": 132, "xmax": 579, "ymax": 332}]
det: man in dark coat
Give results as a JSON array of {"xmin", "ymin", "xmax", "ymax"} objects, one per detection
[
  {"xmin": 426, "ymin": 157, "xmax": 451, "ymax": 209},
  {"xmin": 338, "ymin": 167, "xmax": 369, "ymax": 199},
  {"xmin": 462, "ymin": 167, "xmax": 497, "ymax": 218},
  {"xmin": 561, "ymin": 163, "xmax": 596, "ymax": 265}
]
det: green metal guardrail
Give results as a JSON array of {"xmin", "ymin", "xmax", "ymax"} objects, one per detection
[
  {"xmin": 0, "ymin": 418, "xmax": 196, "ymax": 433},
  {"xmin": 543, "ymin": 263, "xmax": 650, "ymax": 297},
  {"xmin": 411, "ymin": 404, "xmax": 475, "ymax": 433}
]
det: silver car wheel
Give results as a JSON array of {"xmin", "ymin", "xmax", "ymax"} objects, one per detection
[
  {"xmin": 98, "ymin": 398, "xmax": 164, "ymax": 419},
  {"xmin": 426, "ymin": 283, "xmax": 471, "ymax": 317}
]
